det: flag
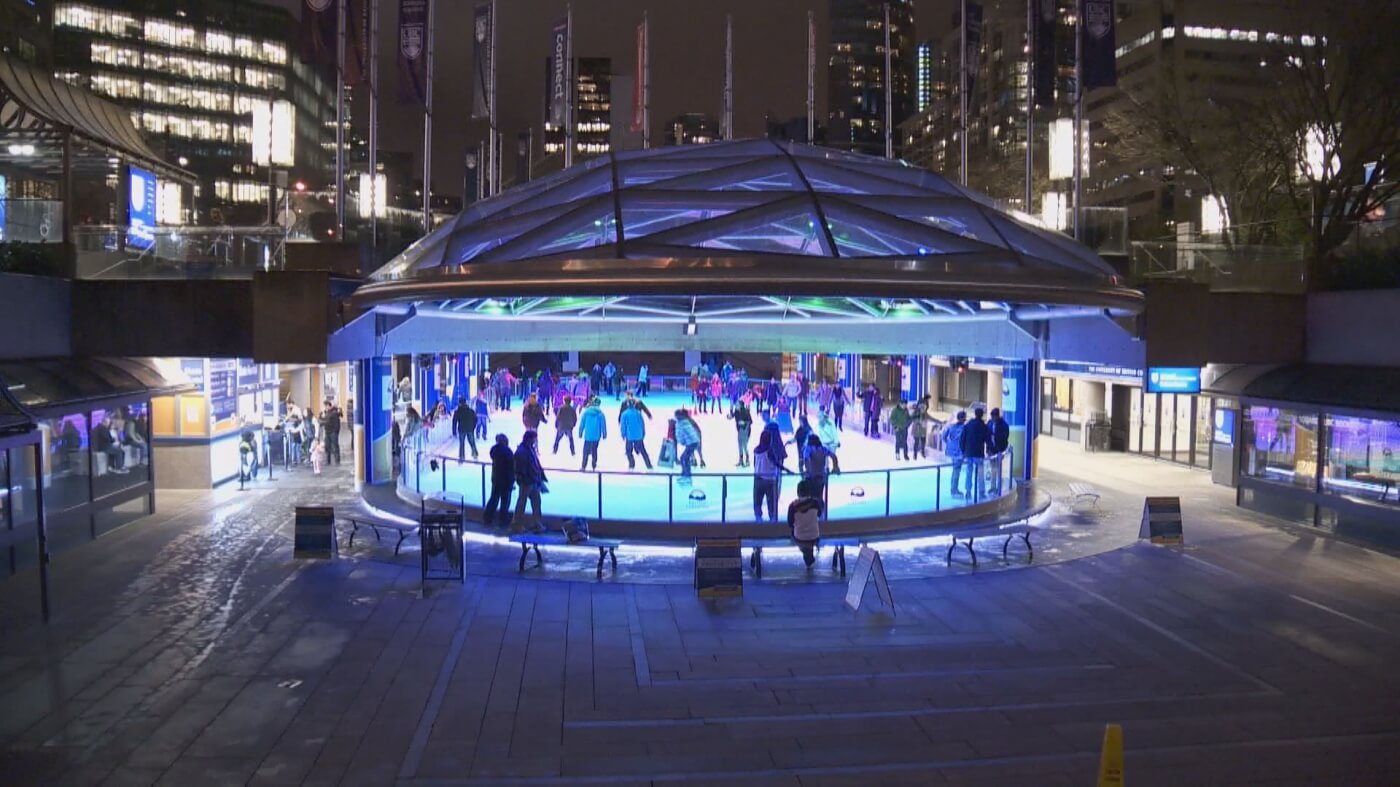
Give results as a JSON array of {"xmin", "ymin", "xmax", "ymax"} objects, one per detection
[
  {"xmin": 631, "ymin": 21, "xmax": 645, "ymax": 133},
  {"xmin": 547, "ymin": 16, "xmax": 568, "ymax": 128},
  {"xmin": 300, "ymin": 0, "xmax": 338, "ymax": 65},
  {"xmin": 1034, "ymin": 0, "xmax": 1057, "ymax": 107},
  {"xmin": 964, "ymin": 2, "xmax": 983, "ymax": 98},
  {"xmin": 344, "ymin": 0, "xmax": 369, "ymax": 85},
  {"xmin": 1080, "ymin": 0, "xmax": 1117, "ymax": 89},
  {"xmin": 397, "ymin": 0, "xmax": 428, "ymax": 103},
  {"xmin": 471, "ymin": 2, "xmax": 494, "ymax": 119}
]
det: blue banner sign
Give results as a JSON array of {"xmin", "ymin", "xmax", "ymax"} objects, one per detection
[
  {"xmin": 1147, "ymin": 367, "xmax": 1202, "ymax": 394},
  {"xmin": 1042, "ymin": 361, "xmax": 1144, "ymax": 381},
  {"xmin": 127, "ymin": 166, "xmax": 157, "ymax": 251}
]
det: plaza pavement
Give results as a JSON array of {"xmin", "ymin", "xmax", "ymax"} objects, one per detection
[{"xmin": 0, "ymin": 440, "xmax": 1398, "ymax": 785}]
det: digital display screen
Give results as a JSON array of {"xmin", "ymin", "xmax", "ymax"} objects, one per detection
[
  {"xmin": 1147, "ymin": 367, "xmax": 1202, "ymax": 394},
  {"xmin": 127, "ymin": 166, "xmax": 157, "ymax": 251},
  {"xmin": 1213, "ymin": 408, "xmax": 1235, "ymax": 445}
]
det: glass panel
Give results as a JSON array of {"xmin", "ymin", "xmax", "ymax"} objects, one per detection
[
  {"xmin": 1241, "ymin": 406, "xmax": 1318, "ymax": 490},
  {"xmin": 722, "ymin": 472, "xmax": 757, "ymax": 522},
  {"xmin": 443, "ymin": 459, "xmax": 485, "ymax": 508},
  {"xmin": 1321, "ymin": 414, "xmax": 1400, "ymax": 505},
  {"xmin": 1194, "ymin": 398, "xmax": 1213, "ymax": 468},
  {"xmin": 693, "ymin": 205, "xmax": 826, "ymax": 256},
  {"xmin": 539, "ymin": 468, "xmax": 599, "ymax": 519},
  {"xmin": 94, "ymin": 495, "xmax": 151, "ymax": 538},
  {"xmin": 42, "ymin": 415, "xmax": 89, "ymax": 512},
  {"xmin": 600, "ymin": 472, "xmax": 670, "ymax": 521},
  {"xmin": 671, "ymin": 473, "xmax": 726, "ymax": 523},
  {"xmin": 889, "ymin": 466, "xmax": 941, "ymax": 515},
  {"xmin": 6, "ymin": 447, "xmax": 40, "ymax": 574},
  {"xmin": 1174, "ymin": 396, "xmax": 1194, "ymax": 464},
  {"xmin": 825, "ymin": 469, "xmax": 890, "ymax": 520},
  {"xmin": 1140, "ymin": 394, "xmax": 1159, "ymax": 456},
  {"xmin": 1158, "ymin": 395, "xmax": 1176, "ymax": 459},
  {"xmin": 91, "ymin": 404, "xmax": 150, "ymax": 499}
]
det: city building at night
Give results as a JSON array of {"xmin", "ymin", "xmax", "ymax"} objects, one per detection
[
  {"xmin": 827, "ymin": 0, "xmax": 915, "ymax": 157},
  {"xmin": 544, "ymin": 56, "xmax": 611, "ymax": 159},
  {"xmin": 666, "ymin": 112, "xmax": 719, "ymax": 146}
]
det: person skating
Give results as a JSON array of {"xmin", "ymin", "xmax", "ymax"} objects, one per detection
[
  {"xmin": 577, "ymin": 397, "xmax": 607, "ymax": 471},
  {"xmin": 483, "ymin": 434, "xmax": 514, "ymax": 527},
  {"xmin": 751, "ymin": 422, "xmax": 789, "ymax": 522},
  {"xmin": 675, "ymin": 409, "xmax": 702, "ymax": 482},
  {"xmin": 729, "ymin": 400, "xmax": 753, "ymax": 467},
  {"xmin": 787, "ymin": 414, "xmax": 813, "ymax": 452},
  {"xmin": 452, "ymin": 396, "xmax": 479, "ymax": 461},
  {"xmin": 618, "ymin": 391, "xmax": 652, "ymax": 421},
  {"xmin": 537, "ymin": 368, "xmax": 555, "ymax": 416},
  {"xmin": 832, "ymin": 381, "xmax": 850, "ymax": 431},
  {"xmin": 637, "ymin": 363, "xmax": 650, "ymax": 397},
  {"xmin": 815, "ymin": 408, "xmax": 841, "ymax": 455},
  {"xmin": 511, "ymin": 430, "xmax": 547, "ymax": 533},
  {"xmin": 620, "ymin": 399, "xmax": 653, "ymax": 470},
  {"xmin": 521, "ymin": 393, "xmax": 545, "ymax": 432},
  {"xmin": 553, "ymin": 395, "xmax": 577, "ymax": 455},
  {"xmin": 472, "ymin": 391, "xmax": 490, "ymax": 441},
  {"xmin": 801, "ymin": 433, "xmax": 840, "ymax": 502},
  {"xmin": 911, "ymin": 407, "xmax": 929, "ymax": 460},
  {"xmin": 891, "ymin": 401, "xmax": 912, "ymax": 460},
  {"xmin": 860, "ymin": 383, "xmax": 882, "ymax": 438},
  {"xmin": 603, "ymin": 361, "xmax": 617, "ymax": 397}
]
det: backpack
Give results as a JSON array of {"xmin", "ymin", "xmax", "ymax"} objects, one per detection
[{"xmin": 560, "ymin": 517, "xmax": 590, "ymax": 543}]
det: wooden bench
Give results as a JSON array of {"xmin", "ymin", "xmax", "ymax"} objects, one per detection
[
  {"xmin": 1065, "ymin": 482, "xmax": 1101, "ymax": 509},
  {"xmin": 509, "ymin": 533, "xmax": 623, "ymax": 579},
  {"xmin": 945, "ymin": 521, "xmax": 1034, "ymax": 567},
  {"xmin": 342, "ymin": 516, "xmax": 419, "ymax": 555},
  {"xmin": 743, "ymin": 537, "xmax": 861, "ymax": 579}
]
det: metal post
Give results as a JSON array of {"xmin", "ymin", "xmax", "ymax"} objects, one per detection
[
  {"xmin": 807, "ymin": 9, "xmax": 815, "ymax": 143},
  {"xmin": 422, "ymin": 0, "xmax": 435, "ymax": 230},
  {"xmin": 668, "ymin": 475, "xmax": 674, "ymax": 522},
  {"xmin": 370, "ymin": 0, "xmax": 380, "ymax": 248},
  {"xmin": 597, "ymin": 473, "xmax": 603, "ymax": 520},
  {"xmin": 721, "ymin": 475, "xmax": 727, "ymax": 523},
  {"xmin": 335, "ymin": 0, "xmax": 347, "ymax": 238},
  {"xmin": 936, "ymin": 465, "xmax": 941, "ymax": 510},
  {"xmin": 959, "ymin": 0, "xmax": 968, "ymax": 185},
  {"xmin": 884, "ymin": 471, "xmax": 891, "ymax": 517},
  {"xmin": 883, "ymin": 2, "xmax": 893, "ymax": 159},
  {"xmin": 1073, "ymin": 0, "xmax": 1084, "ymax": 240},
  {"xmin": 34, "ymin": 442, "xmax": 50, "ymax": 623},
  {"xmin": 489, "ymin": 0, "xmax": 499, "ymax": 193},
  {"xmin": 564, "ymin": 3, "xmax": 574, "ymax": 167},
  {"xmin": 61, "ymin": 134, "xmax": 74, "ymax": 277},
  {"xmin": 722, "ymin": 14, "xmax": 734, "ymax": 140},
  {"xmin": 1024, "ymin": 0, "xmax": 1034, "ymax": 212},
  {"xmin": 643, "ymin": 11, "xmax": 651, "ymax": 149},
  {"xmin": 480, "ymin": 462, "xmax": 486, "ymax": 506}
]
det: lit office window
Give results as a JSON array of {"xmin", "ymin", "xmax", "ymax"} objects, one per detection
[
  {"xmin": 55, "ymin": 4, "xmax": 140, "ymax": 38},
  {"xmin": 145, "ymin": 19, "xmax": 198, "ymax": 49}
]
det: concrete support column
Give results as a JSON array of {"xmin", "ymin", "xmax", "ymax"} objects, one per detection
[
  {"xmin": 362, "ymin": 356, "xmax": 394, "ymax": 484},
  {"xmin": 986, "ymin": 369, "xmax": 1004, "ymax": 411},
  {"xmin": 1002, "ymin": 359, "xmax": 1038, "ymax": 481}
]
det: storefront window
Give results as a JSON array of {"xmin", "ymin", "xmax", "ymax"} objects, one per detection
[
  {"xmin": 1242, "ymin": 406, "xmax": 1318, "ymax": 490},
  {"xmin": 43, "ymin": 415, "xmax": 89, "ymax": 512},
  {"xmin": 1321, "ymin": 415, "xmax": 1400, "ymax": 505},
  {"xmin": 6, "ymin": 446, "xmax": 40, "ymax": 573},
  {"xmin": 91, "ymin": 405, "xmax": 150, "ymax": 498}
]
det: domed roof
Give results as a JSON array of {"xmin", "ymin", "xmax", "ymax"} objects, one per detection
[{"xmin": 357, "ymin": 139, "xmax": 1141, "ymax": 319}]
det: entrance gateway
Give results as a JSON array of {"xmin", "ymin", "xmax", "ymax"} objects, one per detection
[{"xmin": 333, "ymin": 140, "xmax": 1143, "ymax": 541}]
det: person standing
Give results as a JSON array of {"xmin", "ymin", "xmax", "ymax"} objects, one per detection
[
  {"xmin": 959, "ymin": 408, "xmax": 993, "ymax": 500},
  {"xmin": 944, "ymin": 410, "xmax": 968, "ymax": 497},
  {"xmin": 816, "ymin": 408, "xmax": 841, "ymax": 455},
  {"xmin": 729, "ymin": 400, "xmax": 753, "ymax": 468},
  {"xmin": 590, "ymin": 362, "xmax": 604, "ymax": 394},
  {"xmin": 788, "ymin": 414, "xmax": 813, "ymax": 452},
  {"xmin": 482, "ymin": 434, "xmax": 515, "ymax": 526},
  {"xmin": 709, "ymin": 373, "xmax": 723, "ymax": 412},
  {"xmin": 988, "ymin": 407, "xmax": 1011, "ymax": 495},
  {"xmin": 473, "ymin": 390, "xmax": 490, "ymax": 441},
  {"xmin": 522, "ymin": 393, "xmax": 545, "ymax": 432},
  {"xmin": 751, "ymin": 422, "xmax": 788, "ymax": 521},
  {"xmin": 891, "ymin": 401, "xmax": 912, "ymax": 460},
  {"xmin": 578, "ymin": 397, "xmax": 607, "ymax": 471},
  {"xmin": 832, "ymin": 382, "xmax": 850, "ymax": 431},
  {"xmin": 798, "ymin": 372, "xmax": 810, "ymax": 418},
  {"xmin": 602, "ymin": 361, "xmax": 617, "ymax": 397},
  {"xmin": 620, "ymin": 400, "xmax": 653, "ymax": 470},
  {"xmin": 675, "ymin": 409, "xmax": 702, "ymax": 482},
  {"xmin": 511, "ymin": 431, "xmax": 547, "ymax": 533},
  {"xmin": 553, "ymin": 395, "xmax": 577, "ymax": 455},
  {"xmin": 612, "ymin": 363, "xmax": 626, "ymax": 399},
  {"xmin": 860, "ymin": 383, "xmax": 882, "ymax": 438},
  {"xmin": 537, "ymin": 368, "xmax": 555, "ymax": 416},
  {"xmin": 911, "ymin": 407, "xmax": 929, "ymax": 460},
  {"xmin": 801, "ymin": 433, "xmax": 840, "ymax": 501},
  {"xmin": 452, "ymin": 396, "xmax": 478, "ymax": 461},
  {"xmin": 637, "ymin": 362, "xmax": 650, "ymax": 397},
  {"xmin": 695, "ymin": 374, "xmax": 710, "ymax": 414}
]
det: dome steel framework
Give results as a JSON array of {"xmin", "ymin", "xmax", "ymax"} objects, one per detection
[{"xmin": 356, "ymin": 140, "xmax": 1141, "ymax": 323}]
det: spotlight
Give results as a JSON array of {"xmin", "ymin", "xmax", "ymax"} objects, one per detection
[{"xmin": 684, "ymin": 319, "xmax": 698, "ymax": 336}]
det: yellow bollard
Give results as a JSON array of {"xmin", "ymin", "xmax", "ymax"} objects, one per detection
[{"xmin": 1097, "ymin": 723, "xmax": 1124, "ymax": 787}]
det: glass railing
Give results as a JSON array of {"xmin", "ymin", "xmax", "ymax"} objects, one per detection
[
  {"xmin": 399, "ymin": 430, "xmax": 1015, "ymax": 525},
  {"xmin": 0, "ymin": 199, "xmax": 64, "ymax": 243},
  {"xmin": 1129, "ymin": 241, "xmax": 1307, "ymax": 293},
  {"xmin": 72, "ymin": 225, "xmax": 287, "ymax": 279}
]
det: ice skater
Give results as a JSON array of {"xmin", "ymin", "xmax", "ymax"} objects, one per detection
[{"xmin": 729, "ymin": 399, "xmax": 753, "ymax": 468}]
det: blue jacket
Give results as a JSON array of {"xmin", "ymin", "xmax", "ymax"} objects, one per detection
[
  {"xmin": 676, "ymin": 417, "xmax": 701, "ymax": 447},
  {"xmin": 578, "ymin": 405, "xmax": 608, "ymax": 441},
  {"xmin": 619, "ymin": 407, "xmax": 646, "ymax": 441}
]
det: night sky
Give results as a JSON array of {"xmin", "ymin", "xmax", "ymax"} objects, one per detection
[{"xmin": 278, "ymin": 1, "xmax": 954, "ymax": 196}]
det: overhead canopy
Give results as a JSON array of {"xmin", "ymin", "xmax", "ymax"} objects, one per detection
[
  {"xmin": 1208, "ymin": 364, "xmax": 1400, "ymax": 415},
  {"xmin": 0, "ymin": 358, "xmax": 195, "ymax": 413},
  {"xmin": 0, "ymin": 53, "xmax": 192, "ymax": 183}
]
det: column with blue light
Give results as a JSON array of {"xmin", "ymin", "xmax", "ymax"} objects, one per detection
[
  {"xmin": 903, "ymin": 355, "xmax": 926, "ymax": 401},
  {"xmin": 1000, "ymin": 359, "xmax": 1039, "ymax": 480},
  {"xmin": 362, "ymin": 356, "xmax": 394, "ymax": 484}
]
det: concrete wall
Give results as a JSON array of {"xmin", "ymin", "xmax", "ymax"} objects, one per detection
[
  {"xmin": 0, "ymin": 273, "xmax": 71, "ymax": 359},
  {"xmin": 72, "ymin": 280, "xmax": 253, "ymax": 357},
  {"xmin": 252, "ymin": 271, "xmax": 332, "ymax": 363},
  {"xmin": 1143, "ymin": 282, "xmax": 1305, "ymax": 367},
  {"xmin": 1045, "ymin": 314, "xmax": 1144, "ymax": 368},
  {"xmin": 1306, "ymin": 289, "xmax": 1400, "ymax": 367}
]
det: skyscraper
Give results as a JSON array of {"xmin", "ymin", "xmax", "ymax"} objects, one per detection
[
  {"xmin": 544, "ymin": 57, "xmax": 612, "ymax": 160},
  {"xmin": 827, "ymin": 0, "xmax": 915, "ymax": 157}
]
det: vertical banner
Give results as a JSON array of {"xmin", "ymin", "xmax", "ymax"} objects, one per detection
[
  {"xmin": 397, "ymin": 0, "xmax": 428, "ymax": 103},
  {"xmin": 300, "ymin": 0, "xmax": 338, "ymax": 65},
  {"xmin": 1001, "ymin": 360, "xmax": 1037, "ymax": 481},
  {"xmin": 964, "ymin": 2, "xmax": 983, "ymax": 97},
  {"xmin": 1034, "ymin": 0, "xmax": 1057, "ymax": 107},
  {"xmin": 1080, "ymin": 0, "xmax": 1117, "ymax": 88},
  {"xmin": 631, "ymin": 21, "xmax": 646, "ymax": 132},
  {"xmin": 548, "ymin": 16, "xmax": 569, "ymax": 128},
  {"xmin": 471, "ymin": 2, "xmax": 494, "ymax": 118},
  {"xmin": 344, "ymin": 0, "xmax": 369, "ymax": 84}
]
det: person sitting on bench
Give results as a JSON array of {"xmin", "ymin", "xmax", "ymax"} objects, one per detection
[
  {"xmin": 93, "ymin": 415, "xmax": 128, "ymax": 474},
  {"xmin": 787, "ymin": 479, "xmax": 824, "ymax": 569}
]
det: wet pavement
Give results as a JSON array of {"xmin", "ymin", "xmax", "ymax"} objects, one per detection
[{"xmin": 1, "ymin": 441, "xmax": 1398, "ymax": 785}]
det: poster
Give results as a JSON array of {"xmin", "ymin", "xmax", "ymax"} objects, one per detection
[
  {"xmin": 127, "ymin": 166, "xmax": 157, "ymax": 251},
  {"xmin": 208, "ymin": 359, "xmax": 238, "ymax": 421}
]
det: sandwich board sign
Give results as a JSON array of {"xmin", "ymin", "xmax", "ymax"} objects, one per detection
[
  {"xmin": 1139, "ymin": 496, "xmax": 1184, "ymax": 545},
  {"xmin": 695, "ymin": 538, "xmax": 743, "ymax": 597},
  {"xmin": 844, "ymin": 546, "xmax": 895, "ymax": 614},
  {"xmin": 293, "ymin": 506, "xmax": 337, "ymax": 558}
]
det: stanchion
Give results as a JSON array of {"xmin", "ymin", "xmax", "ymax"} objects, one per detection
[{"xmin": 1097, "ymin": 723, "xmax": 1124, "ymax": 787}]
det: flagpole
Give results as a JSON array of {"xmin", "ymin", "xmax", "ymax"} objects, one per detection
[
  {"xmin": 1024, "ymin": 0, "xmax": 1034, "ymax": 213},
  {"xmin": 369, "ymin": 0, "xmax": 379, "ymax": 248},
  {"xmin": 1073, "ymin": 0, "xmax": 1083, "ymax": 240},
  {"xmin": 422, "ymin": 0, "xmax": 434, "ymax": 228},
  {"xmin": 723, "ymin": 14, "xmax": 733, "ymax": 140},
  {"xmin": 489, "ymin": 0, "xmax": 498, "ymax": 193},
  {"xmin": 336, "ymin": 0, "xmax": 347, "ymax": 237},
  {"xmin": 806, "ymin": 9, "xmax": 815, "ymax": 144},
  {"xmin": 643, "ymin": 12, "xmax": 651, "ymax": 149},
  {"xmin": 564, "ymin": 3, "xmax": 574, "ymax": 167},
  {"xmin": 883, "ymin": 2, "xmax": 892, "ymax": 159},
  {"xmin": 958, "ymin": 0, "xmax": 968, "ymax": 185}
]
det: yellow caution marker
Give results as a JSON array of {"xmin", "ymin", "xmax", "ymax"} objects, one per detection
[{"xmin": 1097, "ymin": 723, "xmax": 1124, "ymax": 787}]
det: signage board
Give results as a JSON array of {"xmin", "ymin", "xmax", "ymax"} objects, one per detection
[
  {"xmin": 179, "ymin": 358, "xmax": 207, "ymax": 392},
  {"xmin": 1139, "ymin": 497, "xmax": 1184, "ymax": 545},
  {"xmin": 127, "ymin": 166, "xmax": 157, "ymax": 251},
  {"xmin": 844, "ymin": 546, "xmax": 895, "ymax": 614},
  {"xmin": 237, "ymin": 358, "xmax": 260, "ymax": 392},
  {"xmin": 1146, "ymin": 367, "xmax": 1201, "ymax": 394},
  {"xmin": 1213, "ymin": 408, "xmax": 1235, "ymax": 446},
  {"xmin": 694, "ymin": 538, "xmax": 743, "ymax": 598},
  {"xmin": 293, "ymin": 506, "xmax": 337, "ymax": 558},
  {"xmin": 208, "ymin": 358, "xmax": 238, "ymax": 421},
  {"xmin": 1042, "ymin": 361, "xmax": 1144, "ymax": 382}
]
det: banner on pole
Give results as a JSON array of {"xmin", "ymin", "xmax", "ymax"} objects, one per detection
[
  {"xmin": 547, "ymin": 16, "xmax": 569, "ymax": 128},
  {"xmin": 343, "ymin": 0, "xmax": 369, "ymax": 84},
  {"xmin": 299, "ymin": 0, "xmax": 338, "ymax": 66},
  {"xmin": 631, "ymin": 21, "xmax": 646, "ymax": 133},
  {"xmin": 1080, "ymin": 0, "xmax": 1118, "ymax": 89},
  {"xmin": 964, "ymin": 2, "xmax": 983, "ymax": 98},
  {"xmin": 471, "ymin": 2, "xmax": 495, "ymax": 118},
  {"xmin": 1034, "ymin": 0, "xmax": 1057, "ymax": 107},
  {"xmin": 397, "ymin": 0, "xmax": 428, "ymax": 103}
]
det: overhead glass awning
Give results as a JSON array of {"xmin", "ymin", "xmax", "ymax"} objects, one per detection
[{"xmin": 0, "ymin": 358, "xmax": 195, "ymax": 413}]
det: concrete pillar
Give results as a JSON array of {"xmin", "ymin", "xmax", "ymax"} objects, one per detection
[
  {"xmin": 362, "ymin": 357, "xmax": 394, "ymax": 484},
  {"xmin": 1002, "ymin": 360, "xmax": 1038, "ymax": 480},
  {"xmin": 986, "ymin": 369, "xmax": 1004, "ymax": 411}
]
